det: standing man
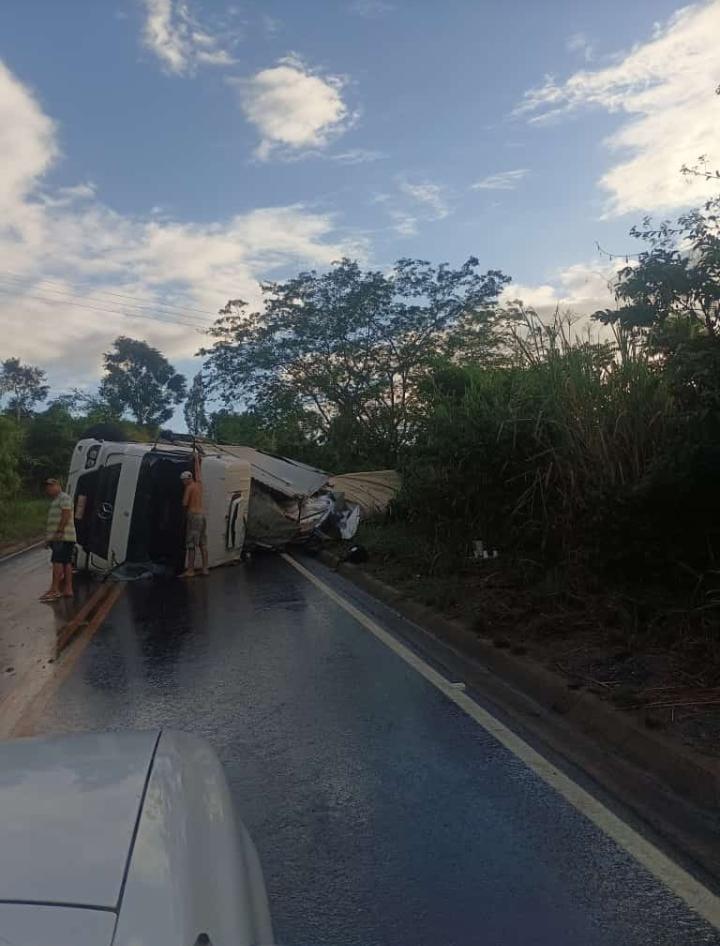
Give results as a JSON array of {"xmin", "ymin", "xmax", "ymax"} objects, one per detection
[
  {"xmin": 41, "ymin": 478, "xmax": 76, "ymax": 601},
  {"xmin": 179, "ymin": 454, "xmax": 209, "ymax": 577}
]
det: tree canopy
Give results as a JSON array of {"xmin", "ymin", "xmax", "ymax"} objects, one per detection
[
  {"xmin": 593, "ymin": 194, "xmax": 720, "ymax": 424},
  {"xmin": 0, "ymin": 415, "xmax": 21, "ymax": 496},
  {"xmin": 0, "ymin": 358, "xmax": 49, "ymax": 422},
  {"xmin": 201, "ymin": 257, "xmax": 509, "ymax": 465},
  {"xmin": 99, "ymin": 336, "xmax": 187, "ymax": 428},
  {"xmin": 184, "ymin": 372, "xmax": 209, "ymax": 436},
  {"xmin": 594, "ymin": 196, "xmax": 720, "ymax": 340},
  {"xmin": 21, "ymin": 403, "xmax": 78, "ymax": 484}
]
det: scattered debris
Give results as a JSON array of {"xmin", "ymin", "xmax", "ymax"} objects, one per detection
[
  {"xmin": 344, "ymin": 545, "xmax": 369, "ymax": 565},
  {"xmin": 472, "ymin": 540, "xmax": 499, "ymax": 562}
]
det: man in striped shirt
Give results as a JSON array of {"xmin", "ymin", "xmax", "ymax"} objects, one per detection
[{"xmin": 41, "ymin": 478, "xmax": 77, "ymax": 601}]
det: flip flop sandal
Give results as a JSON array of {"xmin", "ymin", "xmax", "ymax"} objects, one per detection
[{"xmin": 40, "ymin": 592, "xmax": 62, "ymax": 601}]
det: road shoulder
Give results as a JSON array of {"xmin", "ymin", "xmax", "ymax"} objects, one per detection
[
  {"xmin": 0, "ymin": 546, "xmax": 124, "ymax": 738},
  {"xmin": 303, "ymin": 549, "xmax": 720, "ymax": 887}
]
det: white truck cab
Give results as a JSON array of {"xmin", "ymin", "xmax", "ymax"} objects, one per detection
[{"xmin": 67, "ymin": 439, "xmax": 251, "ymax": 575}]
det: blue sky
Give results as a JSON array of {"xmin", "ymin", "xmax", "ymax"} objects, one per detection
[{"xmin": 1, "ymin": 0, "xmax": 718, "ymax": 422}]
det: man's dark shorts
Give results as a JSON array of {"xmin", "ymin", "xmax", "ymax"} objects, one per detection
[{"xmin": 50, "ymin": 541, "xmax": 75, "ymax": 565}]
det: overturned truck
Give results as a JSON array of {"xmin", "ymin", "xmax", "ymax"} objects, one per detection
[{"xmin": 66, "ymin": 438, "xmax": 398, "ymax": 576}]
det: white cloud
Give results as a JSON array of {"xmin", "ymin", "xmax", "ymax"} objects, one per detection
[
  {"xmin": 0, "ymin": 60, "xmax": 362, "ymax": 392},
  {"xmin": 381, "ymin": 179, "xmax": 450, "ymax": 236},
  {"xmin": 399, "ymin": 180, "xmax": 450, "ymax": 219},
  {"xmin": 141, "ymin": 0, "xmax": 236, "ymax": 76},
  {"xmin": 261, "ymin": 14, "xmax": 282, "ymax": 36},
  {"xmin": 566, "ymin": 32, "xmax": 594, "ymax": 62},
  {"xmin": 0, "ymin": 62, "xmax": 57, "ymax": 216},
  {"xmin": 347, "ymin": 0, "xmax": 395, "ymax": 17},
  {"xmin": 517, "ymin": 1, "xmax": 720, "ymax": 216},
  {"xmin": 472, "ymin": 169, "xmax": 529, "ymax": 191},
  {"xmin": 501, "ymin": 259, "xmax": 622, "ymax": 319},
  {"xmin": 389, "ymin": 210, "xmax": 418, "ymax": 237},
  {"xmin": 233, "ymin": 56, "xmax": 354, "ymax": 160},
  {"xmin": 329, "ymin": 148, "xmax": 386, "ymax": 165},
  {"xmin": 40, "ymin": 182, "xmax": 97, "ymax": 208}
]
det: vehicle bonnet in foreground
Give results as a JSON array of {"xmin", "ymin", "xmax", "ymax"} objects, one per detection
[{"xmin": 0, "ymin": 729, "xmax": 273, "ymax": 946}]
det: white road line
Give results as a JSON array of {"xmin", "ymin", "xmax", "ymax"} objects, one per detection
[{"xmin": 283, "ymin": 553, "xmax": 720, "ymax": 931}]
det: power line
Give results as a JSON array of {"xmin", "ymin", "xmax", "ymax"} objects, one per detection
[
  {"xmin": 0, "ymin": 275, "xmax": 215, "ymax": 329},
  {"xmin": 0, "ymin": 270, "xmax": 218, "ymax": 319},
  {"xmin": 0, "ymin": 287, "xmax": 204, "ymax": 330},
  {"xmin": 0, "ymin": 269, "xmax": 222, "ymax": 319},
  {"xmin": 0, "ymin": 275, "xmax": 210, "ymax": 328},
  {"xmin": 0, "ymin": 285, "xmax": 208, "ymax": 331},
  {"xmin": 594, "ymin": 241, "xmax": 644, "ymax": 261}
]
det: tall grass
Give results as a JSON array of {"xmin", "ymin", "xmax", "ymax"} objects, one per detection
[
  {"xmin": 401, "ymin": 312, "xmax": 676, "ymax": 565},
  {"xmin": 0, "ymin": 497, "xmax": 47, "ymax": 547}
]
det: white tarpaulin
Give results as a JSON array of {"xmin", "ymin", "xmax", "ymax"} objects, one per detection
[{"xmin": 329, "ymin": 471, "xmax": 401, "ymax": 518}]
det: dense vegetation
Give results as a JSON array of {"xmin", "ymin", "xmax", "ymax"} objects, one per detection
[
  {"xmin": 4, "ymin": 189, "xmax": 720, "ymax": 647},
  {"xmin": 0, "ymin": 346, "xmax": 161, "ymax": 544},
  {"xmin": 201, "ymin": 257, "xmax": 509, "ymax": 469}
]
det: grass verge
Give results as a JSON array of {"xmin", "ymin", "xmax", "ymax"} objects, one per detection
[{"xmin": 0, "ymin": 497, "xmax": 46, "ymax": 549}]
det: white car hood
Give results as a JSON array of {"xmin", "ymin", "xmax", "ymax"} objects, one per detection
[
  {"xmin": 0, "ymin": 904, "xmax": 117, "ymax": 946},
  {"xmin": 0, "ymin": 730, "xmax": 158, "ymax": 909}
]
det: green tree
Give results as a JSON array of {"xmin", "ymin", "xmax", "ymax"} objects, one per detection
[
  {"xmin": 53, "ymin": 389, "xmax": 117, "ymax": 422},
  {"xmin": 210, "ymin": 409, "xmax": 273, "ymax": 449},
  {"xmin": 592, "ymin": 188, "xmax": 720, "ymax": 578},
  {"xmin": 22, "ymin": 404, "xmax": 78, "ymax": 485},
  {"xmin": 210, "ymin": 396, "xmax": 327, "ymax": 466},
  {"xmin": 201, "ymin": 257, "xmax": 508, "ymax": 466},
  {"xmin": 594, "ymin": 192, "xmax": 720, "ymax": 424},
  {"xmin": 184, "ymin": 372, "xmax": 209, "ymax": 436},
  {"xmin": 0, "ymin": 358, "xmax": 49, "ymax": 422},
  {"xmin": 0, "ymin": 415, "xmax": 21, "ymax": 497},
  {"xmin": 99, "ymin": 336, "xmax": 187, "ymax": 428},
  {"xmin": 594, "ymin": 197, "xmax": 720, "ymax": 340}
]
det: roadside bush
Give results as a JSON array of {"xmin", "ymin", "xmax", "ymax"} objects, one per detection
[
  {"xmin": 0, "ymin": 497, "xmax": 47, "ymax": 546},
  {"xmin": 0, "ymin": 415, "xmax": 21, "ymax": 498},
  {"xmin": 400, "ymin": 315, "xmax": 678, "ymax": 574},
  {"xmin": 22, "ymin": 405, "xmax": 78, "ymax": 487}
]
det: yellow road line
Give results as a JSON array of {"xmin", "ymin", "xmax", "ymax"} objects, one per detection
[
  {"xmin": 56, "ymin": 581, "xmax": 113, "ymax": 654},
  {"xmin": 283, "ymin": 553, "xmax": 720, "ymax": 932},
  {"xmin": 0, "ymin": 583, "xmax": 124, "ymax": 740}
]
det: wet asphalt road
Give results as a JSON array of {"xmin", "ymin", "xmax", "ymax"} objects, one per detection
[
  {"xmin": 0, "ymin": 546, "xmax": 96, "ymax": 705},
  {"xmin": 2, "ymin": 550, "xmax": 720, "ymax": 946}
]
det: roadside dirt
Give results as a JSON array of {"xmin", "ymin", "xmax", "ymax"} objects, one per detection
[
  {"xmin": 0, "ymin": 535, "xmax": 44, "ymax": 560},
  {"xmin": 328, "ymin": 534, "xmax": 720, "ymax": 761}
]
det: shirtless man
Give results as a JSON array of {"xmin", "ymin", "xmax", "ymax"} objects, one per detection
[{"xmin": 179, "ymin": 459, "xmax": 209, "ymax": 577}]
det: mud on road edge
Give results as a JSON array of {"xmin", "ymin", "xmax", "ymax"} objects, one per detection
[
  {"xmin": 0, "ymin": 579, "xmax": 124, "ymax": 739},
  {"xmin": 308, "ymin": 548, "xmax": 720, "ymax": 886},
  {"xmin": 0, "ymin": 536, "xmax": 44, "ymax": 563}
]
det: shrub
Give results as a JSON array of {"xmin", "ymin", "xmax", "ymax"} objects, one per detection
[{"xmin": 400, "ymin": 314, "xmax": 679, "ymax": 574}]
